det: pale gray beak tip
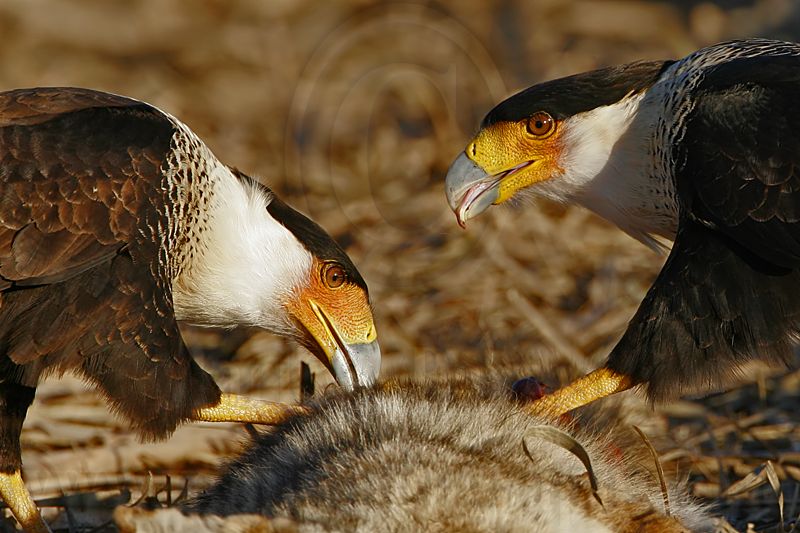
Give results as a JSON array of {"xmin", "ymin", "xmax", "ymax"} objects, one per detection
[
  {"xmin": 332, "ymin": 340, "xmax": 381, "ymax": 391},
  {"xmin": 445, "ymin": 152, "xmax": 497, "ymax": 226}
]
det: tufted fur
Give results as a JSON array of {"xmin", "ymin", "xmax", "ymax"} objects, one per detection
[{"xmin": 185, "ymin": 370, "xmax": 709, "ymax": 532}]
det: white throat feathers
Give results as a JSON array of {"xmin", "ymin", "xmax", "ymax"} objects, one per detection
[
  {"xmin": 542, "ymin": 91, "xmax": 678, "ymax": 251},
  {"xmin": 172, "ymin": 165, "xmax": 312, "ymax": 333}
]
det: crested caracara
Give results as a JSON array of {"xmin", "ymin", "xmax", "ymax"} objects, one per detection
[
  {"xmin": 0, "ymin": 87, "xmax": 380, "ymax": 532},
  {"xmin": 446, "ymin": 39, "xmax": 800, "ymax": 415}
]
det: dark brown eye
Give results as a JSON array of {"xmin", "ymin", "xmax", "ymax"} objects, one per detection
[
  {"xmin": 526, "ymin": 112, "xmax": 555, "ymax": 138},
  {"xmin": 323, "ymin": 263, "xmax": 346, "ymax": 289}
]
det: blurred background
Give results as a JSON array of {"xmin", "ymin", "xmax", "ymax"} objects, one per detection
[{"xmin": 1, "ymin": 0, "xmax": 799, "ymax": 531}]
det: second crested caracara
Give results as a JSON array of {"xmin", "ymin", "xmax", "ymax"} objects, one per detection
[
  {"xmin": 0, "ymin": 87, "xmax": 379, "ymax": 532},
  {"xmin": 445, "ymin": 39, "xmax": 800, "ymax": 414}
]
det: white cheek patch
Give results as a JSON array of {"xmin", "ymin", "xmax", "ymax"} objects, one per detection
[
  {"xmin": 558, "ymin": 92, "xmax": 646, "ymax": 195},
  {"xmin": 173, "ymin": 165, "xmax": 313, "ymax": 331},
  {"xmin": 542, "ymin": 92, "xmax": 675, "ymax": 246}
]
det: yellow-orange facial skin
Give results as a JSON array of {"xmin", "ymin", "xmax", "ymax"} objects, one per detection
[
  {"xmin": 467, "ymin": 117, "xmax": 565, "ymax": 204},
  {"xmin": 285, "ymin": 258, "xmax": 377, "ymax": 378}
]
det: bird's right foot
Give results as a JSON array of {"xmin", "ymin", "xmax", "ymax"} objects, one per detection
[{"xmin": 192, "ymin": 393, "xmax": 309, "ymax": 425}]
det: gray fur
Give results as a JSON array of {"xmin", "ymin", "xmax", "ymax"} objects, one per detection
[{"xmin": 187, "ymin": 372, "xmax": 708, "ymax": 532}]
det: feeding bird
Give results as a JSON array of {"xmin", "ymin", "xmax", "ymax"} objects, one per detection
[
  {"xmin": 0, "ymin": 87, "xmax": 380, "ymax": 532},
  {"xmin": 183, "ymin": 370, "xmax": 706, "ymax": 533},
  {"xmin": 445, "ymin": 39, "xmax": 800, "ymax": 415}
]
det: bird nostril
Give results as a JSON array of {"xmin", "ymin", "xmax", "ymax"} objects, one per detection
[{"xmin": 468, "ymin": 142, "xmax": 477, "ymax": 158}]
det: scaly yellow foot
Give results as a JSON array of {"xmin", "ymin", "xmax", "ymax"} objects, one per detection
[
  {"xmin": 527, "ymin": 367, "xmax": 633, "ymax": 417},
  {"xmin": 193, "ymin": 393, "xmax": 309, "ymax": 425},
  {"xmin": 0, "ymin": 469, "xmax": 51, "ymax": 533}
]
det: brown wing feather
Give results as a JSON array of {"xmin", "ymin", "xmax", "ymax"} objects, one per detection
[
  {"xmin": 0, "ymin": 87, "xmax": 140, "ymax": 126},
  {"xmin": 0, "ymin": 225, "xmax": 123, "ymax": 285},
  {"xmin": 0, "ymin": 88, "xmax": 152, "ymax": 285},
  {"xmin": 0, "ymin": 88, "xmax": 219, "ymax": 437}
]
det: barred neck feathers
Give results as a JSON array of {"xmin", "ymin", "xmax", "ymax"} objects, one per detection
[{"xmin": 652, "ymin": 39, "xmax": 800, "ymax": 190}]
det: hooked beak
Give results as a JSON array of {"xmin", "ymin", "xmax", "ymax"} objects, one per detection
[
  {"xmin": 330, "ymin": 339, "xmax": 381, "ymax": 390},
  {"xmin": 445, "ymin": 151, "xmax": 533, "ymax": 228},
  {"xmin": 308, "ymin": 300, "xmax": 381, "ymax": 390},
  {"xmin": 445, "ymin": 152, "xmax": 498, "ymax": 228}
]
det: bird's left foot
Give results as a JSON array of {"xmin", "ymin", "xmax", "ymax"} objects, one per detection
[
  {"xmin": 192, "ymin": 393, "xmax": 309, "ymax": 425},
  {"xmin": 0, "ymin": 469, "xmax": 52, "ymax": 533}
]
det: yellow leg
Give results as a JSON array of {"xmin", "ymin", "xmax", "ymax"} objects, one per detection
[
  {"xmin": 0, "ymin": 469, "xmax": 51, "ymax": 533},
  {"xmin": 193, "ymin": 393, "xmax": 309, "ymax": 425},
  {"xmin": 527, "ymin": 367, "xmax": 633, "ymax": 417}
]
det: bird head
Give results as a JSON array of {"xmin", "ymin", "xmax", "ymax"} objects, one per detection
[
  {"xmin": 173, "ymin": 173, "xmax": 380, "ymax": 391},
  {"xmin": 283, "ymin": 256, "xmax": 378, "ymax": 391},
  {"xmin": 264, "ymin": 193, "xmax": 380, "ymax": 391},
  {"xmin": 445, "ymin": 61, "xmax": 671, "ymax": 227}
]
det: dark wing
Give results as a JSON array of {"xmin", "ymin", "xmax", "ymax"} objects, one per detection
[
  {"xmin": 0, "ymin": 88, "xmax": 218, "ymax": 437},
  {"xmin": 607, "ymin": 56, "xmax": 800, "ymax": 398},
  {"xmin": 681, "ymin": 55, "xmax": 800, "ymax": 267},
  {"xmin": 0, "ymin": 88, "xmax": 164, "ymax": 286},
  {"xmin": 607, "ymin": 219, "xmax": 799, "ymax": 399}
]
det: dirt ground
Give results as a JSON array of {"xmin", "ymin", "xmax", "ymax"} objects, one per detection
[{"xmin": 1, "ymin": 0, "xmax": 799, "ymax": 531}]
